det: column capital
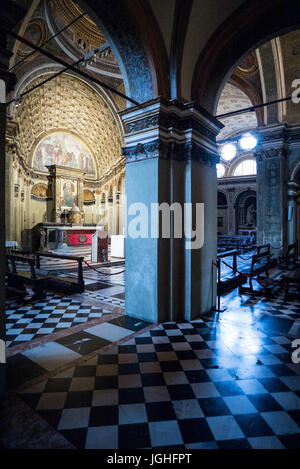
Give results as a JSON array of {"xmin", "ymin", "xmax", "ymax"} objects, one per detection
[
  {"xmin": 256, "ymin": 123, "xmax": 300, "ymax": 159},
  {"xmin": 120, "ymin": 98, "xmax": 223, "ymax": 165}
]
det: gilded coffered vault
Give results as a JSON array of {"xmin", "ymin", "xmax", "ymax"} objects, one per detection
[
  {"xmin": 14, "ymin": 73, "xmax": 122, "ymax": 179},
  {"xmin": 51, "ymin": 0, "xmax": 106, "ymax": 50}
]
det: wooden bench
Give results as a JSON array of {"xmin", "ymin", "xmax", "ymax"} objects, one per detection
[
  {"xmin": 279, "ymin": 243, "xmax": 299, "ymax": 269},
  {"xmin": 35, "ymin": 252, "xmax": 85, "ymax": 294},
  {"xmin": 278, "ymin": 243, "xmax": 300, "ymax": 298},
  {"xmin": 218, "ymin": 235, "xmax": 255, "ymax": 254},
  {"xmin": 214, "ymin": 250, "xmax": 247, "ymax": 312},
  {"xmin": 281, "ymin": 268, "xmax": 300, "ymax": 299},
  {"xmin": 239, "ymin": 250, "xmax": 276, "ymax": 297},
  {"xmin": 5, "ymin": 254, "xmax": 50, "ymax": 298}
]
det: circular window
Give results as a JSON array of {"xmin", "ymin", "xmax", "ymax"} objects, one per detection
[
  {"xmin": 240, "ymin": 133, "xmax": 258, "ymax": 150},
  {"xmin": 221, "ymin": 143, "xmax": 237, "ymax": 161}
]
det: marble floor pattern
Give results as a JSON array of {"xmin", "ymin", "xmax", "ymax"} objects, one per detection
[
  {"xmin": 7, "ymin": 315, "xmax": 152, "ymax": 391},
  {"xmin": 5, "ymin": 294, "xmax": 114, "ymax": 348},
  {"xmin": 9, "ymin": 287, "xmax": 299, "ymax": 450},
  {"xmin": 4, "ymin": 257, "xmax": 300, "ymax": 449}
]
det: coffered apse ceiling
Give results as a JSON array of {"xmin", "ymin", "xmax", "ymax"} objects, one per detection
[{"xmin": 14, "ymin": 73, "xmax": 122, "ymax": 179}]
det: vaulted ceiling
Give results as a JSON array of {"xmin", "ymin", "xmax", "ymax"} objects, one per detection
[
  {"xmin": 14, "ymin": 73, "xmax": 122, "ymax": 179},
  {"xmin": 216, "ymin": 29, "xmax": 300, "ymax": 140}
]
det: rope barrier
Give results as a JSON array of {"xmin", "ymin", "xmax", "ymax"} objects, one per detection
[
  {"xmin": 222, "ymin": 260, "xmax": 285, "ymax": 288},
  {"xmin": 84, "ymin": 260, "xmax": 125, "ymax": 276},
  {"xmin": 237, "ymin": 249, "xmax": 257, "ymax": 261}
]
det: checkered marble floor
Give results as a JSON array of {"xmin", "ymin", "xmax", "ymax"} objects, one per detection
[
  {"xmin": 245, "ymin": 292, "xmax": 300, "ymax": 322},
  {"xmin": 81, "ymin": 291, "xmax": 125, "ymax": 308},
  {"xmin": 19, "ymin": 319, "xmax": 300, "ymax": 449},
  {"xmin": 5, "ymin": 294, "xmax": 115, "ymax": 348},
  {"xmin": 7, "ymin": 315, "xmax": 152, "ymax": 390}
]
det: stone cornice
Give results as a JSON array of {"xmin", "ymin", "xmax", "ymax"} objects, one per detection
[
  {"xmin": 119, "ymin": 98, "xmax": 223, "ymax": 141},
  {"xmin": 120, "ymin": 99, "xmax": 222, "ymax": 166},
  {"xmin": 123, "ymin": 139, "xmax": 219, "ymax": 166},
  {"xmin": 218, "ymin": 176, "xmax": 256, "ymax": 187},
  {"xmin": 256, "ymin": 123, "xmax": 300, "ymax": 153}
]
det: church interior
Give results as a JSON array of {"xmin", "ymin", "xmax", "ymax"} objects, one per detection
[{"xmin": 0, "ymin": 0, "xmax": 299, "ymax": 450}]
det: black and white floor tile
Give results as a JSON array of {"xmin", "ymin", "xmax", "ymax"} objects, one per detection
[
  {"xmin": 5, "ymin": 294, "xmax": 114, "ymax": 348},
  {"xmin": 7, "ymin": 315, "xmax": 152, "ymax": 390},
  {"xmin": 19, "ymin": 319, "xmax": 300, "ymax": 449}
]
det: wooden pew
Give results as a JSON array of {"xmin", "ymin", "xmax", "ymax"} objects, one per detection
[
  {"xmin": 215, "ymin": 250, "xmax": 247, "ymax": 312},
  {"xmin": 35, "ymin": 252, "xmax": 85, "ymax": 294},
  {"xmin": 239, "ymin": 251, "xmax": 275, "ymax": 297},
  {"xmin": 278, "ymin": 242, "xmax": 300, "ymax": 298},
  {"xmin": 279, "ymin": 243, "xmax": 299, "ymax": 269},
  {"xmin": 5, "ymin": 254, "xmax": 50, "ymax": 298}
]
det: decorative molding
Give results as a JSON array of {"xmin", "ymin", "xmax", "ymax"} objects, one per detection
[
  {"xmin": 123, "ymin": 139, "xmax": 219, "ymax": 166},
  {"xmin": 256, "ymin": 147, "xmax": 286, "ymax": 161}
]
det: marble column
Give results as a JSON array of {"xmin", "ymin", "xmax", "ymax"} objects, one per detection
[
  {"xmin": 5, "ymin": 147, "xmax": 14, "ymax": 241},
  {"xmin": 120, "ymin": 99, "xmax": 222, "ymax": 323},
  {"xmin": 256, "ymin": 126, "xmax": 287, "ymax": 256},
  {"xmin": 287, "ymin": 182, "xmax": 300, "ymax": 245}
]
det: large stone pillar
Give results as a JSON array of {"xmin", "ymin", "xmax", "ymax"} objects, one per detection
[
  {"xmin": 0, "ymin": 78, "xmax": 6, "ymax": 398},
  {"xmin": 120, "ymin": 99, "xmax": 222, "ymax": 323},
  {"xmin": 256, "ymin": 125, "xmax": 287, "ymax": 255}
]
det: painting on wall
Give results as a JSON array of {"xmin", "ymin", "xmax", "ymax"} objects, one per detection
[
  {"xmin": 31, "ymin": 183, "xmax": 50, "ymax": 200},
  {"xmin": 33, "ymin": 132, "xmax": 96, "ymax": 176},
  {"xmin": 61, "ymin": 180, "xmax": 78, "ymax": 208},
  {"xmin": 16, "ymin": 20, "xmax": 48, "ymax": 61}
]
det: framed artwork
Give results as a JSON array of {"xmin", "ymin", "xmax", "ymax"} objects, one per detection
[
  {"xmin": 33, "ymin": 132, "xmax": 96, "ymax": 176},
  {"xmin": 61, "ymin": 180, "xmax": 78, "ymax": 208}
]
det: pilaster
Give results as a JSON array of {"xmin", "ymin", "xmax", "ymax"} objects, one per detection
[{"xmin": 119, "ymin": 98, "xmax": 222, "ymax": 323}]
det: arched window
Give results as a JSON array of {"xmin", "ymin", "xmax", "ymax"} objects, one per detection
[
  {"xmin": 234, "ymin": 159, "xmax": 257, "ymax": 176},
  {"xmin": 217, "ymin": 163, "xmax": 225, "ymax": 178}
]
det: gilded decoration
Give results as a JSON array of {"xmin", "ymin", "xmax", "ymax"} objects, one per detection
[
  {"xmin": 236, "ymin": 53, "xmax": 259, "ymax": 76},
  {"xmin": 83, "ymin": 189, "xmax": 95, "ymax": 205},
  {"xmin": 14, "ymin": 74, "xmax": 122, "ymax": 179},
  {"xmin": 52, "ymin": 0, "xmax": 106, "ymax": 49},
  {"xmin": 31, "ymin": 183, "xmax": 49, "ymax": 200}
]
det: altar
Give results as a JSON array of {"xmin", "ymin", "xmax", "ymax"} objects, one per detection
[
  {"xmin": 36, "ymin": 223, "xmax": 100, "ymax": 251},
  {"xmin": 32, "ymin": 164, "xmax": 104, "ymax": 252}
]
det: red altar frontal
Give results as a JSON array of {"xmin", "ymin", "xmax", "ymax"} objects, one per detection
[{"xmin": 66, "ymin": 229, "xmax": 95, "ymax": 246}]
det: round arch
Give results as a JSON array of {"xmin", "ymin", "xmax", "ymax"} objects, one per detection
[
  {"xmin": 192, "ymin": 0, "xmax": 300, "ymax": 114},
  {"xmin": 234, "ymin": 189, "xmax": 257, "ymax": 234},
  {"xmin": 289, "ymin": 156, "xmax": 300, "ymax": 182},
  {"xmin": 75, "ymin": 0, "xmax": 169, "ymax": 104}
]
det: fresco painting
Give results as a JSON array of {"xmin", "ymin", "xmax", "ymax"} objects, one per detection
[
  {"xmin": 33, "ymin": 133, "xmax": 96, "ymax": 175},
  {"xmin": 61, "ymin": 180, "xmax": 78, "ymax": 208}
]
